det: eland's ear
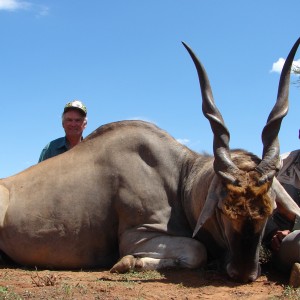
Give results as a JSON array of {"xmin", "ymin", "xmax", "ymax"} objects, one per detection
[
  {"xmin": 193, "ymin": 176, "xmax": 222, "ymax": 237},
  {"xmin": 273, "ymin": 177, "xmax": 300, "ymax": 217}
]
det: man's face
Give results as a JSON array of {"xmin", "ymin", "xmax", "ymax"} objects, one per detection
[{"xmin": 62, "ymin": 110, "xmax": 86, "ymax": 138}]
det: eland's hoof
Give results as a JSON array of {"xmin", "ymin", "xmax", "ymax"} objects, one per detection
[{"xmin": 110, "ymin": 255, "xmax": 136, "ymax": 273}]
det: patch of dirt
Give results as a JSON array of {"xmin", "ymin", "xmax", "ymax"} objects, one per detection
[{"xmin": 0, "ymin": 264, "xmax": 291, "ymax": 299}]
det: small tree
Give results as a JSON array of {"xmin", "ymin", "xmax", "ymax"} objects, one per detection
[{"xmin": 293, "ymin": 64, "xmax": 300, "ymax": 87}]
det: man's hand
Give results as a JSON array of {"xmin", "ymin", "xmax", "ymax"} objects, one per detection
[{"xmin": 271, "ymin": 230, "xmax": 290, "ymax": 252}]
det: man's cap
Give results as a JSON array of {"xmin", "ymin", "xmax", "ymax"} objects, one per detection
[{"xmin": 63, "ymin": 100, "xmax": 87, "ymax": 116}]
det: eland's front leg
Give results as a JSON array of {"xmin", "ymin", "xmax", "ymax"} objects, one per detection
[{"xmin": 110, "ymin": 235, "xmax": 207, "ymax": 273}]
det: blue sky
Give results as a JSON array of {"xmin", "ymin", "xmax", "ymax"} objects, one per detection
[{"xmin": 0, "ymin": 0, "xmax": 299, "ymax": 178}]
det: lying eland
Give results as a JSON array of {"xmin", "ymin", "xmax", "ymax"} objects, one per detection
[{"xmin": 0, "ymin": 38, "xmax": 300, "ymax": 283}]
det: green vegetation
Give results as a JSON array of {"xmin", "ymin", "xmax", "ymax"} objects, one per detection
[
  {"xmin": 0, "ymin": 286, "xmax": 22, "ymax": 300},
  {"xmin": 277, "ymin": 285, "xmax": 300, "ymax": 299}
]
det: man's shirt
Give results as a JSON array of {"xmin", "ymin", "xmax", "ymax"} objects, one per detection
[
  {"xmin": 264, "ymin": 150, "xmax": 300, "ymax": 245},
  {"xmin": 38, "ymin": 137, "xmax": 69, "ymax": 162}
]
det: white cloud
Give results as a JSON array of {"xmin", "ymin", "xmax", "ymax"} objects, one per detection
[
  {"xmin": 177, "ymin": 138, "xmax": 190, "ymax": 145},
  {"xmin": 293, "ymin": 59, "xmax": 300, "ymax": 71},
  {"xmin": 270, "ymin": 58, "xmax": 285, "ymax": 73},
  {"xmin": 128, "ymin": 116, "xmax": 157, "ymax": 124},
  {"xmin": 0, "ymin": 0, "xmax": 30, "ymax": 11},
  {"xmin": 271, "ymin": 58, "xmax": 300, "ymax": 74},
  {"xmin": 0, "ymin": 0, "xmax": 49, "ymax": 17},
  {"xmin": 37, "ymin": 5, "xmax": 49, "ymax": 16}
]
